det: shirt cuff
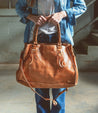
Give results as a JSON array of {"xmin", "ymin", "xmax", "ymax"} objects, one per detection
[
  {"xmin": 65, "ymin": 9, "xmax": 76, "ymax": 25},
  {"xmin": 20, "ymin": 16, "xmax": 29, "ymax": 24},
  {"xmin": 20, "ymin": 12, "xmax": 31, "ymax": 24}
]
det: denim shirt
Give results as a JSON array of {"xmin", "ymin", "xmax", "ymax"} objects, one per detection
[{"xmin": 15, "ymin": 0, "xmax": 87, "ymax": 46}]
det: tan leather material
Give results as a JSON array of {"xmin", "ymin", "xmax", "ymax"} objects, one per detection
[{"xmin": 16, "ymin": 23, "xmax": 79, "ymax": 101}]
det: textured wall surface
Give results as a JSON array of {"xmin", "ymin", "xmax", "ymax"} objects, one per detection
[
  {"xmin": 0, "ymin": 10, "xmax": 25, "ymax": 63},
  {"xmin": 0, "ymin": 16, "xmax": 25, "ymax": 63},
  {"xmin": 0, "ymin": 0, "xmax": 17, "ymax": 8}
]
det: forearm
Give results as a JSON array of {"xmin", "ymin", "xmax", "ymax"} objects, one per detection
[
  {"xmin": 26, "ymin": 14, "xmax": 34, "ymax": 21},
  {"xmin": 26, "ymin": 14, "xmax": 37, "ymax": 22},
  {"xmin": 26, "ymin": 14, "xmax": 40, "ymax": 24},
  {"xmin": 60, "ymin": 11, "xmax": 68, "ymax": 19}
]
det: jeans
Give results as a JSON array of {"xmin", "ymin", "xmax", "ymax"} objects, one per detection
[
  {"xmin": 35, "ymin": 88, "xmax": 66, "ymax": 113},
  {"xmin": 35, "ymin": 32, "xmax": 66, "ymax": 113}
]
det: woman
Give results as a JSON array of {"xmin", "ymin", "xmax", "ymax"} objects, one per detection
[{"xmin": 15, "ymin": 0, "xmax": 87, "ymax": 113}]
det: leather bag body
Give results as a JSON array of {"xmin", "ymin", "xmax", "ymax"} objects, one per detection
[{"xmin": 16, "ymin": 23, "xmax": 78, "ymax": 89}]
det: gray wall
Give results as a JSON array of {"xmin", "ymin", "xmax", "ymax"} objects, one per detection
[
  {"xmin": 0, "ymin": 0, "xmax": 17, "ymax": 8},
  {"xmin": 74, "ymin": 0, "xmax": 94, "ymax": 44},
  {"xmin": 0, "ymin": 1, "xmax": 95, "ymax": 63},
  {"xmin": 0, "ymin": 10, "xmax": 25, "ymax": 63}
]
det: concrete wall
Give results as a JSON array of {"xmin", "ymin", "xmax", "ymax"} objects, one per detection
[
  {"xmin": 0, "ymin": 1, "xmax": 95, "ymax": 63},
  {"xmin": 0, "ymin": 0, "xmax": 17, "ymax": 8},
  {"xmin": 0, "ymin": 10, "xmax": 25, "ymax": 63}
]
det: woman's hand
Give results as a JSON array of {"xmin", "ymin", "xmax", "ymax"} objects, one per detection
[
  {"xmin": 27, "ymin": 14, "xmax": 47, "ymax": 26},
  {"xmin": 26, "ymin": 11, "xmax": 67, "ymax": 26},
  {"xmin": 48, "ymin": 11, "xmax": 67, "ymax": 25}
]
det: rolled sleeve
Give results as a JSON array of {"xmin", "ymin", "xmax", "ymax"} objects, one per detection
[
  {"xmin": 19, "ymin": 15, "xmax": 30, "ymax": 24},
  {"xmin": 65, "ymin": 9, "xmax": 76, "ymax": 25},
  {"xmin": 15, "ymin": 0, "xmax": 31, "ymax": 24},
  {"xmin": 65, "ymin": 0, "xmax": 87, "ymax": 25}
]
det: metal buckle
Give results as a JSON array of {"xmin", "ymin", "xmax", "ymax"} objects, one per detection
[{"xmin": 59, "ymin": 60, "xmax": 66, "ymax": 68}]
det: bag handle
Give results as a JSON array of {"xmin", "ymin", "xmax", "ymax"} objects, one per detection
[{"xmin": 32, "ymin": 23, "xmax": 62, "ymax": 49}]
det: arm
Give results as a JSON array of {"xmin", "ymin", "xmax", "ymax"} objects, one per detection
[
  {"xmin": 26, "ymin": 14, "xmax": 47, "ymax": 26},
  {"xmin": 15, "ymin": 0, "xmax": 47, "ymax": 26},
  {"xmin": 65, "ymin": 0, "xmax": 87, "ymax": 25},
  {"xmin": 47, "ymin": 0, "xmax": 87, "ymax": 26},
  {"xmin": 15, "ymin": 0, "xmax": 31, "ymax": 24}
]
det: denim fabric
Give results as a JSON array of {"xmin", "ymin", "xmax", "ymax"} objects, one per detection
[
  {"xmin": 35, "ymin": 88, "xmax": 66, "ymax": 113},
  {"xmin": 34, "ymin": 33, "xmax": 67, "ymax": 113},
  {"xmin": 15, "ymin": 0, "xmax": 87, "ymax": 46}
]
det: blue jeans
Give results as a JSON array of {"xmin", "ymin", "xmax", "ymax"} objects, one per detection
[
  {"xmin": 35, "ymin": 88, "xmax": 66, "ymax": 113},
  {"xmin": 35, "ymin": 33, "xmax": 67, "ymax": 113}
]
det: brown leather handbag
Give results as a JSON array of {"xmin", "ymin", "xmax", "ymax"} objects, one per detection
[{"xmin": 16, "ymin": 23, "xmax": 78, "ymax": 103}]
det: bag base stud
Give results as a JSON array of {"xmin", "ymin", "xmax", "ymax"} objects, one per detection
[{"xmin": 53, "ymin": 100, "xmax": 57, "ymax": 106}]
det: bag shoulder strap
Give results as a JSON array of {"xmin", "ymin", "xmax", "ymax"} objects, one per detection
[{"xmin": 20, "ymin": 59, "xmax": 68, "ymax": 103}]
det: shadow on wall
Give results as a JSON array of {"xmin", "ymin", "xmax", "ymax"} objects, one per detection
[{"xmin": 79, "ymin": 71, "xmax": 98, "ymax": 86}]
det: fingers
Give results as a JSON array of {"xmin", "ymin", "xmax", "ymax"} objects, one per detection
[
  {"xmin": 48, "ymin": 12, "xmax": 63, "ymax": 25},
  {"xmin": 48, "ymin": 16, "xmax": 59, "ymax": 26},
  {"xmin": 36, "ymin": 15, "xmax": 47, "ymax": 26},
  {"xmin": 45, "ymin": 15, "xmax": 53, "ymax": 21},
  {"xmin": 27, "ymin": 14, "xmax": 61, "ymax": 26}
]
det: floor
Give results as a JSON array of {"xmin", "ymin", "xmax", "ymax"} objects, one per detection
[{"xmin": 0, "ymin": 69, "xmax": 98, "ymax": 113}]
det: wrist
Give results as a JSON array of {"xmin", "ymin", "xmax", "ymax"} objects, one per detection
[
  {"xmin": 26, "ymin": 14, "xmax": 33, "ymax": 19},
  {"xmin": 26, "ymin": 14, "xmax": 36, "ymax": 23},
  {"xmin": 60, "ymin": 11, "xmax": 67, "ymax": 18}
]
